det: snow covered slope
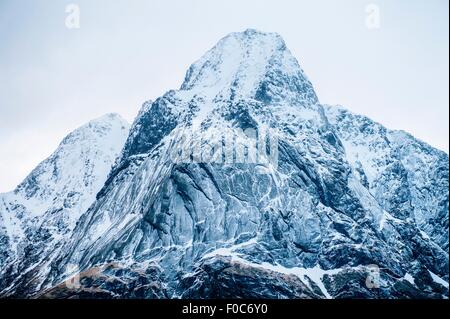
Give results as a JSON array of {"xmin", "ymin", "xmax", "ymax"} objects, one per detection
[
  {"xmin": 0, "ymin": 114, "xmax": 129, "ymax": 295},
  {"xmin": 1, "ymin": 29, "xmax": 448, "ymax": 299},
  {"xmin": 324, "ymin": 105, "xmax": 449, "ymax": 251}
]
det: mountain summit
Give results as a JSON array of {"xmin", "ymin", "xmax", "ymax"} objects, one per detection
[
  {"xmin": 181, "ymin": 29, "xmax": 318, "ymax": 106},
  {"xmin": 0, "ymin": 30, "xmax": 448, "ymax": 299}
]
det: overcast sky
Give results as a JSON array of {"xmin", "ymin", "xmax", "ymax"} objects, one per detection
[{"xmin": 0, "ymin": 0, "xmax": 448, "ymax": 192}]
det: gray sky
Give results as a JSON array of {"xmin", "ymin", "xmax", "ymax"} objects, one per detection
[{"xmin": 0, "ymin": 0, "xmax": 448, "ymax": 192}]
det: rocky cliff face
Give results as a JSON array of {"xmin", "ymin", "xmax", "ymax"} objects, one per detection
[{"xmin": 1, "ymin": 29, "xmax": 448, "ymax": 299}]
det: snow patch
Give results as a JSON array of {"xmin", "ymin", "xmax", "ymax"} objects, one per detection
[{"xmin": 428, "ymin": 270, "xmax": 449, "ymax": 289}]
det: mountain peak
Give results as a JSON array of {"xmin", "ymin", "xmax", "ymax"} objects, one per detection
[
  {"xmin": 86, "ymin": 113, "xmax": 128, "ymax": 129},
  {"xmin": 181, "ymin": 29, "xmax": 318, "ymax": 105},
  {"xmin": 14, "ymin": 114, "xmax": 129, "ymax": 201},
  {"xmin": 226, "ymin": 28, "xmax": 286, "ymax": 46}
]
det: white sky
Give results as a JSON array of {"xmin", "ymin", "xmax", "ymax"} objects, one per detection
[{"xmin": 0, "ymin": 0, "xmax": 448, "ymax": 192}]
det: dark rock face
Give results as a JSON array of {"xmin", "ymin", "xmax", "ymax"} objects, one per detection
[
  {"xmin": 1, "ymin": 30, "xmax": 448, "ymax": 299},
  {"xmin": 39, "ymin": 263, "xmax": 167, "ymax": 299},
  {"xmin": 179, "ymin": 257, "xmax": 323, "ymax": 299},
  {"xmin": 120, "ymin": 96, "xmax": 180, "ymax": 161}
]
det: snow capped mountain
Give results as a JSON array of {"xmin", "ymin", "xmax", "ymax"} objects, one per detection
[
  {"xmin": 0, "ymin": 29, "xmax": 448, "ymax": 299},
  {"xmin": 0, "ymin": 113, "xmax": 129, "ymax": 296}
]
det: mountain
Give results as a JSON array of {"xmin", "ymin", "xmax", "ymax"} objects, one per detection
[
  {"xmin": 0, "ymin": 113, "xmax": 129, "ymax": 296},
  {"xmin": 1, "ymin": 29, "xmax": 448, "ymax": 299}
]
